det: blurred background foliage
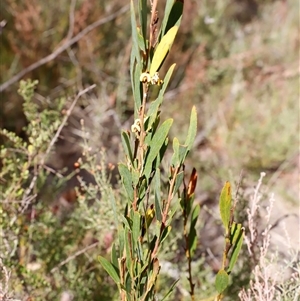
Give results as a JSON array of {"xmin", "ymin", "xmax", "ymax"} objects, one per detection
[
  {"xmin": 1, "ymin": 0, "xmax": 298, "ymax": 181},
  {"xmin": 0, "ymin": 0, "xmax": 299, "ymax": 300}
]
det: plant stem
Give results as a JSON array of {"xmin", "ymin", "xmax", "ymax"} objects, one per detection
[
  {"xmin": 183, "ymin": 209, "xmax": 195, "ymax": 300},
  {"xmin": 151, "ymin": 166, "xmax": 180, "ymax": 260}
]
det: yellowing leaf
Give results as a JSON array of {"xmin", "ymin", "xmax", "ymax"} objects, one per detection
[
  {"xmin": 219, "ymin": 181, "xmax": 232, "ymax": 234},
  {"xmin": 150, "ymin": 26, "xmax": 178, "ymax": 76}
]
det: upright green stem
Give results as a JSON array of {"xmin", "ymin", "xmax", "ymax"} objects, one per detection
[{"xmin": 183, "ymin": 211, "xmax": 195, "ymax": 300}]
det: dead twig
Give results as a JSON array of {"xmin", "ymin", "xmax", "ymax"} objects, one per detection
[{"xmin": 50, "ymin": 241, "xmax": 99, "ymax": 273}]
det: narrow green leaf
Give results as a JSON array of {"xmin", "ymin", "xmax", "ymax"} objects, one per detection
[
  {"xmin": 130, "ymin": 49, "xmax": 136, "ymax": 97},
  {"xmin": 144, "ymin": 119, "xmax": 173, "ymax": 179},
  {"xmin": 137, "ymin": 27, "xmax": 146, "ymax": 53},
  {"xmin": 154, "ymin": 169, "xmax": 162, "ymax": 222},
  {"xmin": 178, "ymin": 144, "xmax": 188, "ymax": 166},
  {"xmin": 164, "ymin": 1, "xmax": 184, "ymax": 32},
  {"xmin": 154, "ymin": 137, "xmax": 168, "ymax": 170},
  {"xmin": 139, "ymin": 0, "xmax": 148, "ymax": 42},
  {"xmin": 119, "ymin": 215, "xmax": 131, "ymax": 230},
  {"xmin": 215, "ymin": 269, "xmax": 229, "ymax": 294},
  {"xmin": 228, "ymin": 226, "xmax": 244, "ymax": 273},
  {"xmin": 173, "ymin": 171, "xmax": 184, "ymax": 195},
  {"xmin": 130, "ymin": 0, "xmax": 141, "ymax": 69},
  {"xmin": 118, "ymin": 163, "xmax": 134, "ymax": 202},
  {"xmin": 161, "ymin": 279, "xmax": 180, "ymax": 301},
  {"xmin": 158, "ymin": 63, "xmax": 176, "ymax": 95},
  {"xmin": 184, "ymin": 106, "xmax": 197, "ymax": 153},
  {"xmin": 130, "ymin": 0, "xmax": 142, "ymax": 114},
  {"xmin": 219, "ymin": 181, "xmax": 232, "ymax": 234},
  {"xmin": 134, "ymin": 62, "xmax": 142, "ymax": 115},
  {"xmin": 124, "ymin": 228, "xmax": 133, "ymax": 272},
  {"xmin": 137, "ymin": 177, "xmax": 147, "ymax": 202},
  {"xmin": 189, "ymin": 204, "xmax": 200, "ymax": 257},
  {"xmin": 111, "ymin": 243, "xmax": 119, "ymax": 270},
  {"xmin": 136, "ymin": 239, "xmax": 144, "ymax": 262},
  {"xmin": 160, "ymin": 225, "xmax": 172, "ymax": 244},
  {"xmin": 171, "ymin": 137, "xmax": 180, "ymax": 166},
  {"xmin": 99, "ymin": 256, "xmax": 120, "ymax": 285},
  {"xmin": 131, "ymin": 168, "xmax": 140, "ymax": 187},
  {"xmin": 121, "ymin": 131, "xmax": 133, "ymax": 163},
  {"xmin": 132, "ymin": 211, "xmax": 141, "ymax": 248},
  {"xmin": 230, "ymin": 222, "xmax": 240, "ymax": 245},
  {"xmin": 161, "ymin": 0, "xmax": 176, "ymax": 37},
  {"xmin": 190, "ymin": 196, "xmax": 199, "ymax": 219},
  {"xmin": 125, "ymin": 274, "xmax": 132, "ymax": 296}
]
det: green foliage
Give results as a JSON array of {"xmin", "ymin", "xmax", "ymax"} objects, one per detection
[
  {"xmin": 0, "ymin": 80, "xmax": 120, "ymax": 300},
  {"xmin": 99, "ymin": 1, "xmax": 202, "ymax": 300},
  {"xmin": 1, "ymin": 0, "xmax": 298, "ymax": 300},
  {"xmin": 215, "ymin": 181, "xmax": 244, "ymax": 299}
]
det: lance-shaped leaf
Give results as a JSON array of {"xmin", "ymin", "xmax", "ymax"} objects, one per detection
[
  {"xmin": 161, "ymin": 0, "xmax": 183, "ymax": 36},
  {"xmin": 215, "ymin": 269, "xmax": 229, "ymax": 294},
  {"xmin": 111, "ymin": 243, "xmax": 119, "ymax": 270},
  {"xmin": 164, "ymin": 0, "xmax": 184, "ymax": 33},
  {"xmin": 118, "ymin": 163, "xmax": 134, "ymax": 202},
  {"xmin": 144, "ymin": 118, "xmax": 173, "ymax": 179},
  {"xmin": 130, "ymin": 2, "xmax": 142, "ymax": 115},
  {"xmin": 160, "ymin": 0, "xmax": 174, "ymax": 37},
  {"xmin": 154, "ymin": 137, "xmax": 169, "ymax": 170},
  {"xmin": 99, "ymin": 256, "xmax": 120, "ymax": 285},
  {"xmin": 188, "ymin": 204, "xmax": 200, "ymax": 257},
  {"xmin": 154, "ymin": 169, "xmax": 162, "ymax": 222},
  {"xmin": 161, "ymin": 279, "xmax": 180, "ymax": 301},
  {"xmin": 130, "ymin": 0, "xmax": 141, "ymax": 69},
  {"xmin": 124, "ymin": 227, "xmax": 133, "ymax": 273},
  {"xmin": 171, "ymin": 137, "xmax": 187, "ymax": 167},
  {"xmin": 134, "ymin": 61, "xmax": 142, "ymax": 116},
  {"xmin": 160, "ymin": 225, "xmax": 172, "ymax": 244},
  {"xmin": 138, "ymin": 0, "xmax": 147, "ymax": 49},
  {"xmin": 150, "ymin": 26, "xmax": 178, "ymax": 76},
  {"xmin": 219, "ymin": 181, "xmax": 232, "ymax": 235},
  {"xmin": 121, "ymin": 131, "xmax": 133, "ymax": 164},
  {"xmin": 132, "ymin": 211, "xmax": 141, "ymax": 248},
  {"xmin": 173, "ymin": 170, "xmax": 184, "ymax": 195},
  {"xmin": 184, "ymin": 106, "xmax": 197, "ymax": 155},
  {"xmin": 228, "ymin": 224, "xmax": 244, "ymax": 273}
]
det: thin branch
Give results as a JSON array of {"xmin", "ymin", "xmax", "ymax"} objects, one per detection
[
  {"xmin": 149, "ymin": 0, "xmax": 159, "ymax": 48},
  {"xmin": 50, "ymin": 241, "xmax": 99, "ymax": 273},
  {"xmin": 151, "ymin": 166, "xmax": 180, "ymax": 260},
  {"xmin": 66, "ymin": 0, "xmax": 77, "ymax": 41},
  {"xmin": 0, "ymin": 4, "xmax": 129, "ymax": 93}
]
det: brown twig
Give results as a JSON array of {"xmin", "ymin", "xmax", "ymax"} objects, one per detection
[
  {"xmin": 151, "ymin": 166, "xmax": 180, "ymax": 260},
  {"xmin": 0, "ymin": 5, "xmax": 129, "ymax": 93},
  {"xmin": 149, "ymin": 0, "xmax": 159, "ymax": 48},
  {"xmin": 50, "ymin": 241, "xmax": 99, "ymax": 273}
]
